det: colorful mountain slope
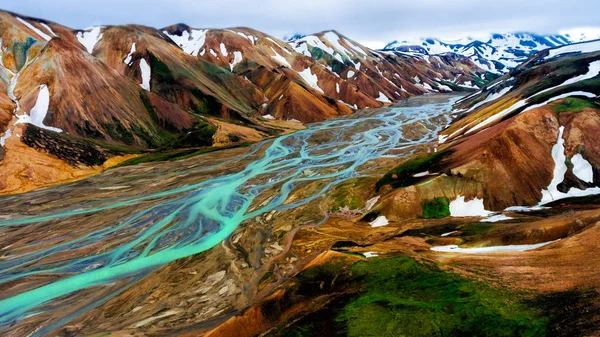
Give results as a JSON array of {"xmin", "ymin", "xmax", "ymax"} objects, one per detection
[
  {"xmin": 374, "ymin": 40, "xmax": 600, "ymax": 217},
  {"xmin": 0, "ymin": 9, "xmax": 490, "ymax": 193}
]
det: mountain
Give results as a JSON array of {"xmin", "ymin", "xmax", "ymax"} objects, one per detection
[
  {"xmin": 0, "ymin": 10, "xmax": 489, "ymax": 193},
  {"xmin": 561, "ymin": 27, "xmax": 600, "ymax": 43},
  {"xmin": 383, "ymin": 32, "xmax": 596, "ymax": 74},
  {"xmin": 371, "ymin": 39, "xmax": 600, "ymax": 219}
]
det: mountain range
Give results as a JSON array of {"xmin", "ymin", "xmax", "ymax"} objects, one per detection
[
  {"xmin": 383, "ymin": 30, "xmax": 600, "ymax": 74},
  {"xmin": 2, "ymin": 7, "xmax": 600, "ymax": 337},
  {"xmin": 0, "ymin": 10, "xmax": 488, "ymax": 193}
]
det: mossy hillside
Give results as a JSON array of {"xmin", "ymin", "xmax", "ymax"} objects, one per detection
[
  {"xmin": 376, "ymin": 150, "xmax": 450, "ymax": 191},
  {"xmin": 520, "ymin": 55, "xmax": 600, "ymax": 99},
  {"xmin": 496, "ymin": 59, "xmax": 600, "ymax": 123},
  {"xmin": 139, "ymin": 91, "xmax": 217, "ymax": 150},
  {"xmin": 277, "ymin": 256, "xmax": 549, "ymax": 337},
  {"xmin": 147, "ymin": 52, "xmax": 256, "ymax": 116},
  {"xmin": 550, "ymin": 97, "xmax": 599, "ymax": 115},
  {"xmin": 169, "ymin": 121, "xmax": 216, "ymax": 148},
  {"xmin": 190, "ymin": 88, "xmax": 223, "ymax": 116}
]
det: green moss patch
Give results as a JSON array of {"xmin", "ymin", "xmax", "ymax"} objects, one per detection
[
  {"xmin": 421, "ymin": 197, "xmax": 450, "ymax": 219},
  {"xmin": 277, "ymin": 256, "xmax": 549, "ymax": 337},
  {"xmin": 550, "ymin": 97, "xmax": 599, "ymax": 114}
]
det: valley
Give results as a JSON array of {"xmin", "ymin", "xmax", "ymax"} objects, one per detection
[
  {"xmin": 0, "ymin": 7, "xmax": 600, "ymax": 337},
  {"xmin": 0, "ymin": 94, "xmax": 456, "ymax": 335}
]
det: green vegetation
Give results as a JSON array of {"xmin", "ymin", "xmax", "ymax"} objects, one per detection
[
  {"xmin": 375, "ymin": 150, "xmax": 450, "ymax": 191},
  {"xmin": 169, "ymin": 121, "xmax": 216, "ymax": 148},
  {"xmin": 148, "ymin": 52, "xmax": 176, "ymax": 84},
  {"xmin": 190, "ymin": 88, "xmax": 223, "ymax": 116},
  {"xmin": 139, "ymin": 92, "xmax": 160, "ymax": 124},
  {"xmin": 279, "ymin": 256, "xmax": 548, "ymax": 337},
  {"xmin": 471, "ymin": 73, "xmax": 499, "ymax": 88},
  {"xmin": 550, "ymin": 97, "xmax": 599, "ymax": 114},
  {"xmin": 457, "ymin": 222, "xmax": 497, "ymax": 236},
  {"xmin": 421, "ymin": 197, "xmax": 450, "ymax": 218}
]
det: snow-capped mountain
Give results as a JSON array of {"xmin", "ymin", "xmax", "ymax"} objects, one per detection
[
  {"xmin": 560, "ymin": 27, "xmax": 600, "ymax": 43},
  {"xmin": 383, "ymin": 31, "xmax": 597, "ymax": 74}
]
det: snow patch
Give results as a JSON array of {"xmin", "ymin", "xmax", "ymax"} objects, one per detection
[
  {"xmin": 365, "ymin": 195, "xmax": 380, "ymax": 211},
  {"xmin": 163, "ymin": 29, "xmax": 208, "ymax": 56},
  {"xmin": 572, "ymin": 153, "xmax": 594, "ymax": 183},
  {"xmin": 123, "ymin": 42, "xmax": 136, "ymax": 66},
  {"xmin": 412, "ymin": 171, "xmax": 431, "ymax": 178},
  {"xmin": 230, "ymin": 51, "xmax": 243, "ymax": 71},
  {"xmin": 16, "ymin": 17, "xmax": 51, "ymax": 41},
  {"xmin": 504, "ymin": 205, "xmax": 549, "ymax": 212},
  {"xmin": 270, "ymin": 47, "xmax": 291, "ymax": 67},
  {"xmin": 363, "ymin": 252, "xmax": 379, "ymax": 258},
  {"xmin": 346, "ymin": 70, "xmax": 355, "ymax": 79},
  {"xmin": 545, "ymin": 40, "xmax": 600, "ymax": 60},
  {"xmin": 0, "ymin": 129, "xmax": 12, "ymax": 146},
  {"xmin": 430, "ymin": 239, "xmax": 560, "ymax": 254},
  {"xmin": 139, "ymin": 59, "xmax": 151, "ymax": 91},
  {"xmin": 376, "ymin": 92, "xmax": 391, "ymax": 103},
  {"xmin": 449, "ymin": 195, "xmax": 493, "ymax": 217},
  {"xmin": 40, "ymin": 23, "xmax": 57, "ymax": 37},
  {"xmin": 15, "ymin": 85, "xmax": 62, "ymax": 132},
  {"xmin": 369, "ymin": 215, "xmax": 389, "ymax": 227},
  {"xmin": 262, "ymin": 114, "xmax": 276, "ymax": 120},
  {"xmin": 480, "ymin": 214, "xmax": 513, "ymax": 222},
  {"xmin": 540, "ymin": 126, "xmax": 600, "ymax": 203},
  {"xmin": 298, "ymin": 68, "xmax": 323, "ymax": 94},
  {"xmin": 219, "ymin": 43, "xmax": 228, "ymax": 56},
  {"xmin": 76, "ymin": 26, "xmax": 103, "ymax": 54}
]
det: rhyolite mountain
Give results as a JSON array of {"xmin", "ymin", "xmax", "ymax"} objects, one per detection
[
  {"xmin": 0, "ymin": 9, "xmax": 490, "ymax": 193},
  {"xmin": 371, "ymin": 39, "xmax": 600, "ymax": 219},
  {"xmin": 384, "ymin": 32, "xmax": 600, "ymax": 74}
]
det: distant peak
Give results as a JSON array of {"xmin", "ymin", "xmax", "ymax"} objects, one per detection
[
  {"xmin": 161, "ymin": 23, "xmax": 192, "ymax": 35},
  {"xmin": 284, "ymin": 33, "xmax": 306, "ymax": 42}
]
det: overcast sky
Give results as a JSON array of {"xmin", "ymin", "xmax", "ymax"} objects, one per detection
[{"xmin": 4, "ymin": 0, "xmax": 600, "ymax": 48}]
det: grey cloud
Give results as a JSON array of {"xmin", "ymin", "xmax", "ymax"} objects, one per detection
[{"xmin": 3, "ymin": 0, "xmax": 600, "ymax": 48}]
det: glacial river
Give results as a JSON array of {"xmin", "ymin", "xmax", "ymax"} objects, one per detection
[{"xmin": 0, "ymin": 95, "xmax": 457, "ymax": 334}]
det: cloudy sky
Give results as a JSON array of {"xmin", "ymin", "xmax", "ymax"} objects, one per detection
[{"xmin": 4, "ymin": 0, "xmax": 600, "ymax": 48}]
